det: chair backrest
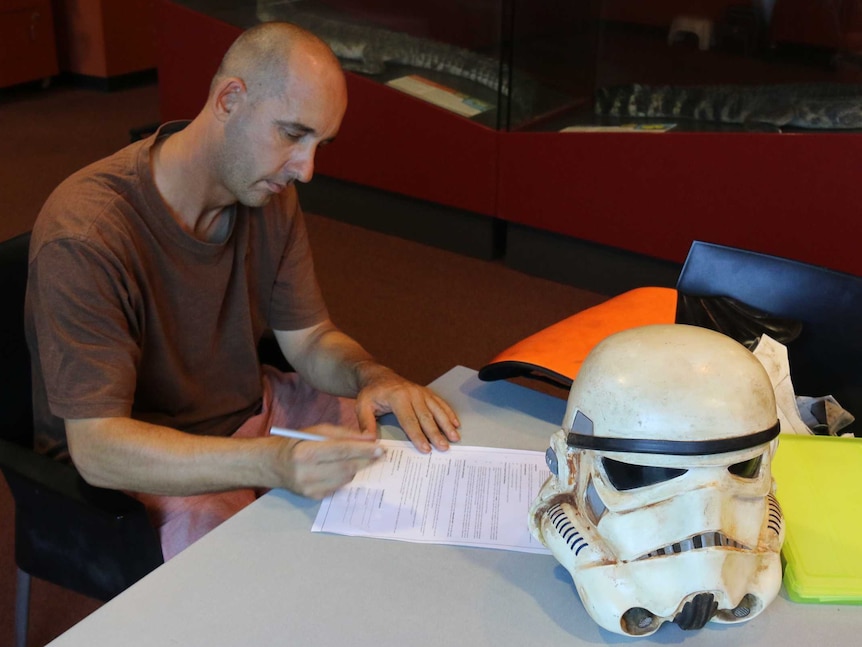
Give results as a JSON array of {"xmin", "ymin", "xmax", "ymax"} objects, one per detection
[
  {"xmin": 0, "ymin": 231, "xmax": 33, "ymax": 448},
  {"xmin": 0, "ymin": 232, "xmax": 165, "ymax": 599},
  {"xmin": 677, "ymin": 241, "xmax": 862, "ymax": 435}
]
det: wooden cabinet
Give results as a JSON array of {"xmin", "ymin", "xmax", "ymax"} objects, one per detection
[
  {"xmin": 54, "ymin": 0, "xmax": 155, "ymax": 80},
  {"xmin": 0, "ymin": 0, "xmax": 58, "ymax": 88}
]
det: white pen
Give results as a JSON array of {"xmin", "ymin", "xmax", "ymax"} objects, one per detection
[{"xmin": 270, "ymin": 427, "xmax": 327, "ymax": 442}]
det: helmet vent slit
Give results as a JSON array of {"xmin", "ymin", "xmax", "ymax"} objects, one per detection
[{"xmin": 638, "ymin": 532, "xmax": 751, "ymax": 560}]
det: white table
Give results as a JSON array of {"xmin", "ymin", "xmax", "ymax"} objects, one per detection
[{"xmin": 48, "ymin": 366, "xmax": 859, "ymax": 646}]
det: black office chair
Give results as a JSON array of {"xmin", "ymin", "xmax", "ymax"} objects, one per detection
[
  {"xmin": 677, "ymin": 240, "xmax": 862, "ymax": 437},
  {"xmin": 0, "ymin": 232, "xmax": 164, "ymax": 647}
]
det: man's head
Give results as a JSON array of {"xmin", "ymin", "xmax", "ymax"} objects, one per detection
[{"xmin": 207, "ymin": 22, "xmax": 347, "ymax": 207}]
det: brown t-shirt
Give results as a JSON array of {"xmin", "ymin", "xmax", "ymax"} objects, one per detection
[{"xmin": 25, "ymin": 122, "xmax": 329, "ymax": 459}]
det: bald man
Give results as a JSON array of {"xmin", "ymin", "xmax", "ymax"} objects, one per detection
[{"xmin": 25, "ymin": 22, "xmax": 460, "ymax": 559}]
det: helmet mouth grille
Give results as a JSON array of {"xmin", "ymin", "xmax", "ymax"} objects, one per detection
[{"xmin": 637, "ymin": 532, "xmax": 751, "ymax": 561}]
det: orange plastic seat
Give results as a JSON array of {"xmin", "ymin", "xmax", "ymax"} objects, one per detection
[{"xmin": 478, "ymin": 286, "xmax": 677, "ymax": 389}]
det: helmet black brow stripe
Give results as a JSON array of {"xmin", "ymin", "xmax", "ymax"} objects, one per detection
[{"xmin": 566, "ymin": 422, "xmax": 779, "ymax": 456}]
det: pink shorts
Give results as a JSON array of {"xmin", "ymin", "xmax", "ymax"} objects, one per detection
[{"xmin": 132, "ymin": 367, "xmax": 359, "ymax": 560}]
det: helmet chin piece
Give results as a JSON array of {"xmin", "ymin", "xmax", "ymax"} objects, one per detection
[{"xmin": 529, "ymin": 324, "xmax": 785, "ymax": 637}]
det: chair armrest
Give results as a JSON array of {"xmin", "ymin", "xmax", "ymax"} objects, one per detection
[
  {"xmin": 0, "ymin": 438, "xmax": 164, "ymax": 601},
  {"xmin": 0, "ymin": 438, "xmax": 144, "ymax": 516}
]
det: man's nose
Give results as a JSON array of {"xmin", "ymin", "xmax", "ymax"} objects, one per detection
[{"xmin": 288, "ymin": 150, "xmax": 315, "ymax": 184}]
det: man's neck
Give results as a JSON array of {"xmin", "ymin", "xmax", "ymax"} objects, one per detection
[{"xmin": 151, "ymin": 123, "xmax": 235, "ymax": 243}]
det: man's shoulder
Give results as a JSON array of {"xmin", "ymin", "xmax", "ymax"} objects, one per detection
[
  {"xmin": 34, "ymin": 139, "xmax": 152, "ymax": 247},
  {"xmin": 56, "ymin": 138, "xmax": 145, "ymax": 203}
]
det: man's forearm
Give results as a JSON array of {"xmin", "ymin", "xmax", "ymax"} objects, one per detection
[
  {"xmin": 65, "ymin": 417, "xmax": 285, "ymax": 495},
  {"xmin": 274, "ymin": 322, "xmax": 391, "ymax": 397}
]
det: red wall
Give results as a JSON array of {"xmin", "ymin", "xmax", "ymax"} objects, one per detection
[{"xmin": 155, "ymin": 1, "xmax": 237, "ymax": 121}]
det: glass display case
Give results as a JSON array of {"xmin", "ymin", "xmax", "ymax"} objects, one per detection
[
  {"xmin": 253, "ymin": 1, "xmax": 605, "ymax": 131},
  {"xmin": 548, "ymin": 0, "xmax": 862, "ymax": 133},
  {"xmin": 251, "ymin": 1, "xmax": 862, "ymax": 134},
  {"xmin": 257, "ymin": 1, "xmax": 511, "ymax": 129},
  {"xmin": 255, "ymin": 0, "xmax": 582, "ymax": 131},
  {"xmin": 156, "ymin": 0, "xmax": 862, "ymax": 284},
  {"xmin": 170, "ymin": 1, "xmax": 862, "ymax": 134}
]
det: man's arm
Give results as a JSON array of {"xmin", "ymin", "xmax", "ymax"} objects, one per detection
[
  {"xmin": 65, "ymin": 416, "xmax": 382, "ymax": 499},
  {"xmin": 274, "ymin": 320, "xmax": 461, "ymax": 453}
]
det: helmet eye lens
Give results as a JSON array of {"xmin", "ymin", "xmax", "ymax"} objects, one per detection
[
  {"xmin": 728, "ymin": 455, "xmax": 763, "ymax": 479},
  {"xmin": 602, "ymin": 457, "xmax": 687, "ymax": 491}
]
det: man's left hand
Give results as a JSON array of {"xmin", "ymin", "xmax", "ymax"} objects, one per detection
[{"xmin": 355, "ymin": 366, "xmax": 460, "ymax": 453}]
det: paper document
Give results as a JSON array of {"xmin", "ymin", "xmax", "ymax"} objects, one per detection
[
  {"xmin": 561, "ymin": 123, "xmax": 676, "ymax": 133},
  {"xmin": 386, "ymin": 75, "xmax": 492, "ymax": 117},
  {"xmin": 752, "ymin": 334, "xmax": 811, "ymax": 435},
  {"xmin": 312, "ymin": 440, "xmax": 551, "ymax": 554}
]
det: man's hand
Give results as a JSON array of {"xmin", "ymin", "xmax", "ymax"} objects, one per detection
[
  {"xmin": 274, "ymin": 423, "xmax": 383, "ymax": 499},
  {"xmin": 273, "ymin": 322, "xmax": 460, "ymax": 453},
  {"xmin": 354, "ymin": 365, "xmax": 461, "ymax": 453}
]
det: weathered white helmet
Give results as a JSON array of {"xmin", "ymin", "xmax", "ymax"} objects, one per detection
[{"xmin": 529, "ymin": 324, "xmax": 784, "ymax": 637}]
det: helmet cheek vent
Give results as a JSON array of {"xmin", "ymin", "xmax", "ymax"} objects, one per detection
[{"xmin": 584, "ymin": 478, "xmax": 606, "ymax": 525}]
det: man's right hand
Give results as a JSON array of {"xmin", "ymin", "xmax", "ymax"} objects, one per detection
[{"xmin": 274, "ymin": 424, "xmax": 383, "ymax": 499}]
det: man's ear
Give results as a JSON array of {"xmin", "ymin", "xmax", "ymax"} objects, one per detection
[{"xmin": 213, "ymin": 78, "xmax": 246, "ymax": 121}]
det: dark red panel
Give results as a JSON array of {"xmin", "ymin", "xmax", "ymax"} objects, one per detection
[
  {"xmin": 155, "ymin": 0, "xmax": 241, "ymax": 122},
  {"xmin": 315, "ymin": 73, "xmax": 498, "ymax": 216},
  {"xmin": 498, "ymin": 131, "xmax": 862, "ymax": 276}
]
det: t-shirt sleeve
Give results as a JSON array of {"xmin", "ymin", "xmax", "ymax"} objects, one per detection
[
  {"xmin": 29, "ymin": 238, "xmax": 140, "ymax": 420},
  {"xmin": 267, "ymin": 195, "xmax": 330, "ymax": 331}
]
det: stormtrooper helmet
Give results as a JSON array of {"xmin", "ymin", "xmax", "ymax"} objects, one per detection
[{"xmin": 529, "ymin": 324, "xmax": 784, "ymax": 637}]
